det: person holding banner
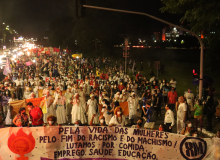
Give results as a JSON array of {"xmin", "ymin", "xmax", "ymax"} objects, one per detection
[
  {"xmin": 27, "ymin": 102, "xmax": 44, "ymax": 127},
  {"xmin": 109, "ymin": 106, "xmax": 126, "ymax": 127},
  {"xmin": 90, "ymin": 114, "xmax": 107, "ymax": 126},
  {"xmin": 131, "ymin": 118, "xmax": 144, "ymax": 129},
  {"xmin": 13, "ymin": 107, "xmax": 29, "ymax": 127},
  {"xmin": 54, "ymin": 90, "xmax": 67, "ymax": 125},
  {"xmin": 144, "ymin": 101, "xmax": 156, "ymax": 130},
  {"xmin": 71, "ymin": 93, "xmax": 87, "ymax": 125}
]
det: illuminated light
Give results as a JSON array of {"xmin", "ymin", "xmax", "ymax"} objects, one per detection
[
  {"xmin": 27, "ymin": 52, "xmax": 30, "ymax": 56},
  {"xmin": 3, "ymin": 22, "xmax": 5, "ymax": 24},
  {"xmin": 0, "ymin": 60, "xmax": 2, "ymax": 64},
  {"xmin": 141, "ymin": 46, "xmax": 144, "ymax": 48},
  {"xmin": 76, "ymin": 56, "xmax": 79, "ymax": 59},
  {"xmin": 33, "ymin": 60, "xmax": 36, "ymax": 63},
  {"xmin": 154, "ymin": 40, "xmax": 157, "ymax": 42},
  {"xmin": 1, "ymin": 66, "xmax": 2, "ymax": 69},
  {"xmin": 201, "ymin": 31, "xmax": 204, "ymax": 39},
  {"xmin": 174, "ymin": 40, "xmax": 176, "ymax": 42}
]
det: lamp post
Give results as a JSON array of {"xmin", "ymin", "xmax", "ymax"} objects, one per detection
[{"xmin": 83, "ymin": 5, "xmax": 204, "ymax": 99}]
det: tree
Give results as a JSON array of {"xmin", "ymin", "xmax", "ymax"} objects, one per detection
[
  {"xmin": 160, "ymin": 0, "xmax": 220, "ymax": 41},
  {"xmin": 161, "ymin": 0, "xmax": 220, "ymax": 73}
]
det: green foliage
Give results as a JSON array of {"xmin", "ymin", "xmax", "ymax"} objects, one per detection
[
  {"xmin": 160, "ymin": 0, "xmax": 220, "ymax": 39},
  {"xmin": 161, "ymin": 0, "xmax": 220, "ymax": 74}
]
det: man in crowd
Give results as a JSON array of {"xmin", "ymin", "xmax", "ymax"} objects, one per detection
[
  {"xmin": 168, "ymin": 87, "xmax": 178, "ymax": 110},
  {"xmin": 27, "ymin": 102, "xmax": 44, "ymax": 127},
  {"xmin": 164, "ymin": 104, "xmax": 174, "ymax": 132}
]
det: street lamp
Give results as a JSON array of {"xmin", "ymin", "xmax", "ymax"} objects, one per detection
[{"xmin": 83, "ymin": 5, "xmax": 204, "ymax": 99}]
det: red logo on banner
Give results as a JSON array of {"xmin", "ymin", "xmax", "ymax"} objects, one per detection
[{"xmin": 7, "ymin": 129, "xmax": 35, "ymax": 160}]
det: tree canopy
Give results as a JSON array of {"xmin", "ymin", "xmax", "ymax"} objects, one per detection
[{"xmin": 160, "ymin": 0, "xmax": 220, "ymax": 41}]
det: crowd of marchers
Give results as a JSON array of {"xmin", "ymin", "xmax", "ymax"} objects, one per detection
[{"xmin": 0, "ymin": 51, "xmax": 219, "ymax": 138}]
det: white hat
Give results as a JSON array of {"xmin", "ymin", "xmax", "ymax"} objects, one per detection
[
  {"xmin": 90, "ymin": 94, "xmax": 94, "ymax": 97},
  {"xmin": 131, "ymin": 92, "xmax": 135, "ymax": 96},
  {"xmin": 119, "ymin": 94, "xmax": 123, "ymax": 98},
  {"xmin": 122, "ymin": 89, "xmax": 126, "ymax": 93}
]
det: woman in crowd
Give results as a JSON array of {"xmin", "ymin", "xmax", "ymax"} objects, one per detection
[
  {"xmin": 86, "ymin": 94, "xmax": 99, "ymax": 124},
  {"xmin": 71, "ymin": 93, "xmax": 87, "ymax": 125},
  {"xmin": 90, "ymin": 114, "xmax": 107, "ymax": 126},
  {"xmin": 24, "ymin": 82, "xmax": 32, "ymax": 99},
  {"xmin": 193, "ymin": 99, "xmax": 203, "ymax": 133},
  {"xmin": 12, "ymin": 107, "xmax": 29, "ymax": 127},
  {"xmin": 54, "ymin": 90, "xmax": 67, "ymax": 125},
  {"xmin": 109, "ymin": 106, "xmax": 126, "ymax": 127},
  {"xmin": 180, "ymin": 122, "xmax": 193, "ymax": 136}
]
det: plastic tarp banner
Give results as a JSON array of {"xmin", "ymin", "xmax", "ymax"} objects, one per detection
[{"xmin": 0, "ymin": 126, "xmax": 218, "ymax": 160}]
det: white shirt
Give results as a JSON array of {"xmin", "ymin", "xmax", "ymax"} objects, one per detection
[
  {"xmin": 184, "ymin": 92, "xmax": 194, "ymax": 104},
  {"xmin": 109, "ymin": 115, "xmax": 125, "ymax": 127},
  {"xmin": 164, "ymin": 109, "xmax": 175, "ymax": 126},
  {"xmin": 170, "ymin": 80, "xmax": 177, "ymax": 88},
  {"xmin": 14, "ymin": 79, "xmax": 23, "ymax": 86},
  {"xmin": 177, "ymin": 103, "xmax": 187, "ymax": 120}
]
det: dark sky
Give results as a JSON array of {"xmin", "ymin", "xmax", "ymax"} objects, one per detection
[{"xmin": 0, "ymin": 0, "xmax": 182, "ymax": 37}]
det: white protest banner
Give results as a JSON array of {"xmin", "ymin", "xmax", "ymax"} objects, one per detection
[{"xmin": 0, "ymin": 126, "xmax": 218, "ymax": 160}]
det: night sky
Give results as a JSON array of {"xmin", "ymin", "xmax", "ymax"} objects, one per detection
[{"xmin": 0, "ymin": 0, "xmax": 182, "ymax": 38}]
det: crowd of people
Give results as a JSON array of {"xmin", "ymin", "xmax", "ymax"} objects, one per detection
[{"xmin": 0, "ymin": 51, "xmax": 218, "ymax": 137}]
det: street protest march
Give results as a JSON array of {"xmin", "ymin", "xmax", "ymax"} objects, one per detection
[{"xmin": 0, "ymin": 126, "xmax": 219, "ymax": 160}]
